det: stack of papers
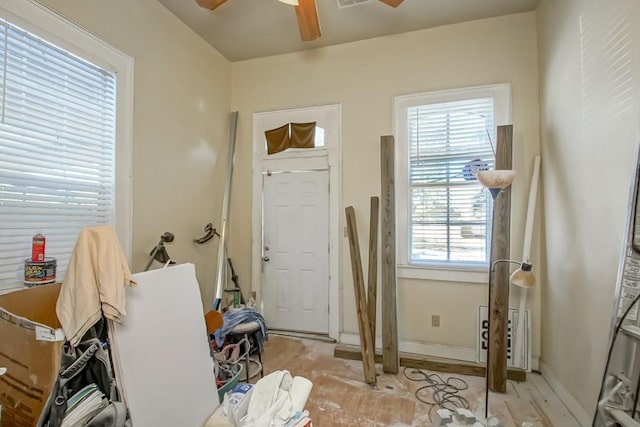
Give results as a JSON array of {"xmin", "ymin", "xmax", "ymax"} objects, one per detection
[{"xmin": 61, "ymin": 384, "xmax": 108, "ymax": 427}]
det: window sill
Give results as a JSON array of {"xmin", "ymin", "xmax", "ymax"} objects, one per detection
[
  {"xmin": 260, "ymin": 148, "xmax": 329, "ymax": 161},
  {"xmin": 0, "ymin": 286, "xmax": 25, "ymax": 295},
  {"xmin": 397, "ymin": 264, "xmax": 488, "ymax": 284}
]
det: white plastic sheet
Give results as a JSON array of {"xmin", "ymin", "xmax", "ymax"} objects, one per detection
[{"xmin": 110, "ymin": 263, "xmax": 219, "ymax": 426}]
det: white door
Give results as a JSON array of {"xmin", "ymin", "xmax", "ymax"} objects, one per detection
[{"xmin": 262, "ymin": 170, "xmax": 329, "ymax": 333}]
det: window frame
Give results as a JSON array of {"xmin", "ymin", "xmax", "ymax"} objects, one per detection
[
  {"xmin": 0, "ymin": 0, "xmax": 133, "ymax": 290},
  {"xmin": 394, "ymin": 83, "xmax": 511, "ymax": 283}
]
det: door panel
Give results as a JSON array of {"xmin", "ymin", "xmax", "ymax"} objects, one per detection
[{"xmin": 262, "ymin": 170, "xmax": 329, "ymax": 333}]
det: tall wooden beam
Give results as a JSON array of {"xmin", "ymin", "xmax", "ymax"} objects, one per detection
[
  {"xmin": 345, "ymin": 207, "xmax": 377, "ymax": 385},
  {"xmin": 488, "ymin": 125, "xmax": 513, "ymax": 392},
  {"xmin": 380, "ymin": 136, "xmax": 399, "ymax": 374},
  {"xmin": 368, "ymin": 197, "xmax": 379, "ymax": 349}
]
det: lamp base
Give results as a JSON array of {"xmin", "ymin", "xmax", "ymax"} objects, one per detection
[
  {"xmin": 434, "ymin": 416, "xmax": 501, "ymax": 427},
  {"xmin": 432, "ymin": 409, "xmax": 501, "ymax": 426}
]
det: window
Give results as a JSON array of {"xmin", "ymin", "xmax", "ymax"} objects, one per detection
[
  {"xmin": 395, "ymin": 84, "xmax": 511, "ymax": 282},
  {"xmin": 315, "ymin": 126, "xmax": 325, "ymax": 147},
  {"xmin": 0, "ymin": 0, "xmax": 133, "ymax": 290}
]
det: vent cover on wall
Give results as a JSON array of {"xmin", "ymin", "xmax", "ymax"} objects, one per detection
[{"xmin": 336, "ymin": 0, "xmax": 372, "ymax": 9}]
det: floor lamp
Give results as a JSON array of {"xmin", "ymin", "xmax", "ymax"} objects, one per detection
[{"xmin": 477, "ymin": 170, "xmax": 534, "ymax": 422}]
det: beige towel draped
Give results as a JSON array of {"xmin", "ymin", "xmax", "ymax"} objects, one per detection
[{"xmin": 56, "ymin": 225, "xmax": 136, "ymax": 347}]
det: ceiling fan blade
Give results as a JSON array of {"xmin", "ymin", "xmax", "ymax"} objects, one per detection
[
  {"xmin": 295, "ymin": 0, "xmax": 321, "ymax": 42},
  {"xmin": 379, "ymin": 0, "xmax": 404, "ymax": 7},
  {"xmin": 195, "ymin": 0, "xmax": 229, "ymax": 11}
]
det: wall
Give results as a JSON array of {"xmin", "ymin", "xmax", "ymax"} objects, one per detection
[
  {"xmin": 537, "ymin": 0, "xmax": 640, "ymax": 420},
  {"xmin": 39, "ymin": 0, "xmax": 231, "ymax": 309},
  {"xmin": 231, "ymin": 13, "xmax": 541, "ymax": 356}
]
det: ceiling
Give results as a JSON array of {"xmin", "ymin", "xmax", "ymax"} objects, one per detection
[{"xmin": 157, "ymin": 0, "xmax": 540, "ymax": 62}]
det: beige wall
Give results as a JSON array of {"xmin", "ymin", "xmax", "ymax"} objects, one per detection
[
  {"xmin": 231, "ymin": 13, "xmax": 541, "ymax": 354},
  {"xmin": 537, "ymin": 0, "xmax": 640, "ymax": 418},
  {"xmin": 40, "ymin": 0, "xmax": 231, "ymax": 309}
]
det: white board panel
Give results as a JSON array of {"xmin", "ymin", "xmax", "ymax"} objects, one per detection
[{"xmin": 111, "ymin": 263, "xmax": 218, "ymax": 426}]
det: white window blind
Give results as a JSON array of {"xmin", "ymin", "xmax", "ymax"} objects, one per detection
[
  {"xmin": 407, "ymin": 97, "xmax": 495, "ymax": 266},
  {"xmin": 0, "ymin": 18, "xmax": 117, "ymax": 289}
]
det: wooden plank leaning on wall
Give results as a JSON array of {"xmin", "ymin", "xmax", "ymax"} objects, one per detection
[
  {"xmin": 345, "ymin": 206, "xmax": 377, "ymax": 384},
  {"xmin": 488, "ymin": 125, "xmax": 513, "ymax": 392},
  {"xmin": 368, "ymin": 197, "xmax": 379, "ymax": 350},
  {"xmin": 381, "ymin": 135, "xmax": 399, "ymax": 374}
]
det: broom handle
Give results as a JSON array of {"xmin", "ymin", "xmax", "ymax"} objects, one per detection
[{"xmin": 515, "ymin": 156, "xmax": 540, "ymax": 368}]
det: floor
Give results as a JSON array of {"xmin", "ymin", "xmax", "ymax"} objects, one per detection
[{"xmin": 258, "ymin": 335, "xmax": 582, "ymax": 427}]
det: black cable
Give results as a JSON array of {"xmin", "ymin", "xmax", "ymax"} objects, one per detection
[{"xmin": 403, "ymin": 367, "xmax": 471, "ymax": 423}]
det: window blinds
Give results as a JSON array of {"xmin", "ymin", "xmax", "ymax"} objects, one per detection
[
  {"xmin": 407, "ymin": 98, "xmax": 495, "ymax": 265},
  {"xmin": 0, "ymin": 19, "xmax": 117, "ymax": 289}
]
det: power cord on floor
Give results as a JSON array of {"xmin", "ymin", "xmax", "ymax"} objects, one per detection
[{"xmin": 403, "ymin": 367, "xmax": 471, "ymax": 423}]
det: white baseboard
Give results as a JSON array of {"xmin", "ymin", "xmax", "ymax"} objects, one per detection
[
  {"xmin": 540, "ymin": 361, "xmax": 591, "ymax": 426},
  {"xmin": 531, "ymin": 356, "xmax": 540, "ymax": 371},
  {"xmin": 340, "ymin": 332, "xmax": 540, "ymax": 371},
  {"xmin": 339, "ymin": 332, "xmax": 477, "ymax": 362}
]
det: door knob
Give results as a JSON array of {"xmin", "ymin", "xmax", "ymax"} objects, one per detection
[{"xmin": 263, "ymin": 256, "xmax": 270, "ymax": 262}]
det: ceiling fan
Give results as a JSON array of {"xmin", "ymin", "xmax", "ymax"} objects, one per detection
[{"xmin": 195, "ymin": 0, "xmax": 405, "ymax": 42}]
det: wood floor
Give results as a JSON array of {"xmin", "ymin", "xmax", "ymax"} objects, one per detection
[{"xmin": 258, "ymin": 335, "xmax": 581, "ymax": 427}]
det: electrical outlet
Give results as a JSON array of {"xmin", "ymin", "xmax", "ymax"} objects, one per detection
[{"xmin": 432, "ymin": 315, "xmax": 440, "ymax": 327}]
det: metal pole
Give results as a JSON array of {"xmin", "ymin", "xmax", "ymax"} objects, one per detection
[
  {"xmin": 213, "ymin": 111, "xmax": 239, "ymax": 310},
  {"xmin": 485, "ymin": 264, "xmax": 493, "ymax": 420}
]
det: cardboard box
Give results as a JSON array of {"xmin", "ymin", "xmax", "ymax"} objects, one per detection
[{"xmin": 0, "ymin": 284, "xmax": 64, "ymax": 427}]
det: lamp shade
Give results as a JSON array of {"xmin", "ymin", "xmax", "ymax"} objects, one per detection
[
  {"xmin": 510, "ymin": 262, "xmax": 536, "ymax": 288},
  {"xmin": 477, "ymin": 170, "xmax": 516, "ymax": 190}
]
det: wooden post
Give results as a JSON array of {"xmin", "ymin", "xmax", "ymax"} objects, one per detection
[
  {"xmin": 345, "ymin": 206, "xmax": 377, "ymax": 384},
  {"xmin": 488, "ymin": 125, "xmax": 513, "ymax": 393},
  {"xmin": 380, "ymin": 136, "xmax": 399, "ymax": 374},
  {"xmin": 368, "ymin": 197, "xmax": 379, "ymax": 350}
]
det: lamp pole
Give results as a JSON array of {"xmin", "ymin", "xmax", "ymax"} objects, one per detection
[{"xmin": 484, "ymin": 179, "xmax": 505, "ymax": 420}]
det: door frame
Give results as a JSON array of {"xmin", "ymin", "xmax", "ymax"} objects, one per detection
[{"xmin": 252, "ymin": 104, "xmax": 342, "ymax": 340}]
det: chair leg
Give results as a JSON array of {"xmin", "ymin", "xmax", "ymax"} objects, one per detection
[
  {"xmin": 257, "ymin": 347, "xmax": 264, "ymax": 378},
  {"xmin": 244, "ymin": 333, "xmax": 250, "ymax": 382}
]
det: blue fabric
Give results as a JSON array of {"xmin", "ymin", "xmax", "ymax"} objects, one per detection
[{"xmin": 213, "ymin": 308, "xmax": 269, "ymax": 351}]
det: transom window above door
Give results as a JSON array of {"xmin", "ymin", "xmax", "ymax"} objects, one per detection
[
  {"xmin": 263, "ymin": 122, "xmax": 325, "ymax": 155},
  {"xmin": 315, "ymin": 126, "xmax": 325, "ymax": 147}
]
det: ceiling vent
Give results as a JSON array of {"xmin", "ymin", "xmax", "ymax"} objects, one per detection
[{"xmin": 336, "ymin": 0, "xmax": 372, "ymax": 9}]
